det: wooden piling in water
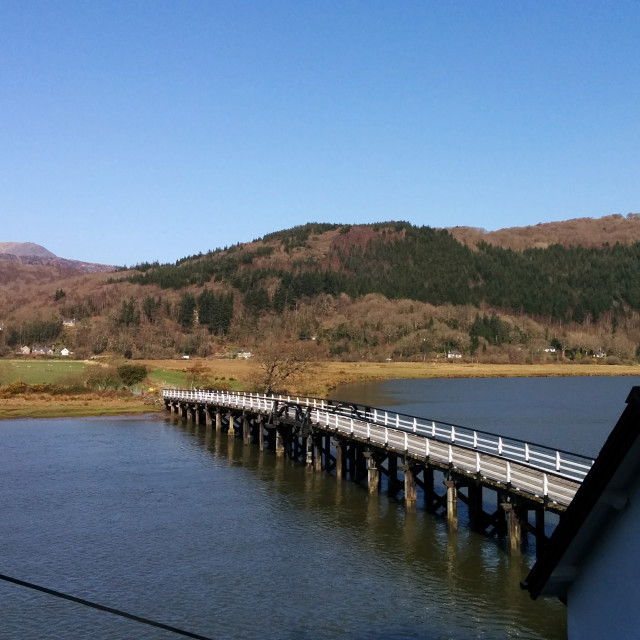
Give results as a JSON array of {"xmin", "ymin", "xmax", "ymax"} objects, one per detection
[
  {"xmin": 243, "ymin": 413, "xmax": 251, "ymax": 445},
  {"xmin": 501, "ymin": 502, "xmax": 522, "ymax": 553},
  {"xmin": 366, "ymin": 452, "xmax": 379, "ymax": 494},
  {"xmin": 403, "ymin": 461, "xmax": 417, "ymax": 506},
  {"xmin": 445, "ymin": 479, "xmax": 458, "ymax": 530}
]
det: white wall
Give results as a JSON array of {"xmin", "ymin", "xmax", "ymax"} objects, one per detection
[{"xmin": 568, "ymin": 471, "xmax": 640, "ymax": 639}]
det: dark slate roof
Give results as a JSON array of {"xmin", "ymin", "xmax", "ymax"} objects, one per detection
[{"xmin": 522, "ymin": 386, "xmax": 640, "ymax": 600}]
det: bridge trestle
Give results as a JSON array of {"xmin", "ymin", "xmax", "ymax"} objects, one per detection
[{"xmin": 164, "ymin": 391, "xmax": 560, "ymax": 557}]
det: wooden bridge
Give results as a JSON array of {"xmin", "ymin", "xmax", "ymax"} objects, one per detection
[{"xmin": 162, "ymin": 388, "xmax": 594, "ymax": 556}]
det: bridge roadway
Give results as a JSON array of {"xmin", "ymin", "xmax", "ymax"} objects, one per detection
[{"xmin": 162, "ymin": 388, "xmax": 595, "ymax": 554}]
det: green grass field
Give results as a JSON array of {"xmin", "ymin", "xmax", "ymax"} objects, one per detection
[
  {"xmin": 0, "ymin": 359, "xmax": 192, "ymax": 391},
  {"xmin": 146, "ymin": 367, "xmax": 188, "ymax": 389},
  {"xmin": 0, "ymin": 359, "xmax": 89, "ymax": 385}
]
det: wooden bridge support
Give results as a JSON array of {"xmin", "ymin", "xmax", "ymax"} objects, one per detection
[
  {"xmin": 445, "ymin": 479, "xmax": 458, "ymax": 531},
  {"xmin": 403, "ymin": 461, "xmax": 417, "ymax": 507},
  {"xmin": 313, "ymin": 435, "xmax": 323, "ymax": 472},
  {"xmin": 467, "ymin": 483, "xmax": 484, "ymax": 532},
  {"xmin": 306, "ymin": 435, "xmax": 313, "ymax": 468},
  {"xmin": 354, "ymin": 445, "xmax": 366, "ymax": 484},
  {"xmin": 333, "ymin": 439, "xmax": 347, "ymax": 480},
  {"xmin": 164, "ymin": 393, "xmax": 569, "ymax": 564},
  {"xmin": 387, "ymin": 455, "xmax": 399, "ymax": 497},
  {"xmin": 423, "ymin": 468, "xmax": 436, "ymax": 512},
  {"xmin": 242, "ymin": 414, "xmax": 251, "ymax": 445},
  {"xmin": 535, "ymin": 507, "xmax": 547, "ymax": 559},
  {"xmin": 275, "ymin": 427, "xmax": 285, "ymax": 456},
  {"xmin": 501, "ymin": 502, "xmax": 523, "ymax": 553},
  {"xmin": 365, "ymin": 452, "xmax": 380, "ymax": 494}
]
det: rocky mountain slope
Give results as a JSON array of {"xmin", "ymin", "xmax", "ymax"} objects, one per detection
[{"xmin": 0, "ymin": 242, "xmax": 114, "ymax": 274}]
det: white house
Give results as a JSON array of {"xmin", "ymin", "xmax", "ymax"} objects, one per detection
[
  {"xmin": 237, "ymin": 350, "xmax": 253, "ymax": 359},
  {"xmin": 522, "ymin": 386, "xmax": 640, "ymax": 639},
  {"xmin": 60, "ymin": 348, "xmax": 71, "ymax": 357},
  {"xmin": 446, "ymin": 350, "xmax": 462, "ymax": 359}
]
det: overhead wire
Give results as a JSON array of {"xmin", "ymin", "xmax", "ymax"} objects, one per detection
[{"xmin": 0, "ymin": 572, "xmax": 214, "ymax": 640}]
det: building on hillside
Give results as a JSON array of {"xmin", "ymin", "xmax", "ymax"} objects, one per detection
[
  {"xmin": 32, "ymin": 346, "xmax": 54, "ymax": 356},
  {"xmin": 60, "ymin": 348, "xmax": 71, "ymax": 357},
  {"xmin": 19, "ymin": 346, "xmax": 30, "ymax": 355},
  {"xmin": 62, "ymin": 318, "xmax": 76, "ymax": 327},
  {"xmin": 237, "ymin": 350, "xmax": 253, "ymax": 359},
  {"xmin": 446, "ymin": 350, "xmax": 462, "ymax": 359},
  {"xmin": 522, "ymin": 386, "xmax": 640, "ymax": 639}
]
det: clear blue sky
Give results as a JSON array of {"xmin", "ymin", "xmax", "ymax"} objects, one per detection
[{"xmin": 1, "ymin": 1, "xmax": 638, "ymax": 266}]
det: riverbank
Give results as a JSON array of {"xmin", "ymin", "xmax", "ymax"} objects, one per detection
[
  {"xmin": 1, "ymin": 360, "xmax": 638, "ymax": 419},
  {"xmin": 0, "ymin": 390, "xmax": 160, "ymax": 420}
]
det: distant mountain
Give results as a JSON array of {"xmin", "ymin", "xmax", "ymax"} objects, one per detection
[
  {"xmin": 0, "ymin": 242, "xmax": 57, "ymax": 258},
  {"xmin": 0, "ymin": 242, "xmax": 114, "ymax": 274}
]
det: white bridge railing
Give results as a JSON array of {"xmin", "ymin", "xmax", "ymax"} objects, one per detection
[{"xmin": 163, "ymin": 388, "xmax": 594, "ymax": 508}]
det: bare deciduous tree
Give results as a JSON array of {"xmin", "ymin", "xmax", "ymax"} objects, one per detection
[{"xmin": 256, "ymin": 339, "xmax": 315, "ymax": 394}]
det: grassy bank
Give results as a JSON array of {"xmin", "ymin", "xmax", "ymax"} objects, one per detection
[
  {"xmin": 1, "ymin": 358, "xmax": 638, "ymax": 419},
  {"xmin": 138, "ymin": 358, "xmax": 640, "ymax": 396},
  {"xmin": 0, "ymin": 391, "xmax": 161, "ymax": 420}
]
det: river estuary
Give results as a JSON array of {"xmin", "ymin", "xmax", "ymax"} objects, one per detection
[{"xmin": 1, "ymin": 376, "xmax": 638, "ymax": 639}]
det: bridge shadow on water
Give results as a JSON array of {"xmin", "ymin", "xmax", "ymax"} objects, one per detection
[{"xmin": 172, "ymin": 416, "xmax": 567, "ymax": 640}]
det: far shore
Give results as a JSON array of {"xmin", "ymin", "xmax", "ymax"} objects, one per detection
[{"xmin": 1, "ymin": 360, "xmax": 639, "ymax": 420}]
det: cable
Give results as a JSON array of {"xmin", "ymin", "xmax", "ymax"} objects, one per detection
[{"xmin": 0, "ymin": 572, "xmax": 214, "ymax": 640}]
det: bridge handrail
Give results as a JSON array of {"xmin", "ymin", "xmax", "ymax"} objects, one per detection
[{"xmin": 162, "ymin": 388, "xmax": 594, "ymax": 483}]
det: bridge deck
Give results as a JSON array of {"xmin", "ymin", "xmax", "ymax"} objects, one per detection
[{"xmin": 162, "ymin": 389, "xmax": 593, "ymax": 511}]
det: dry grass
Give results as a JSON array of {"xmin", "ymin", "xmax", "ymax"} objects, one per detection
[
  {"xmin": 0, "ymin": 392, "xmax": 161, "ymax": 420},
  {"xmin": 3, "ymin": 359, "xmax": 638, "ymax": 419},
  {"xmin": 140, "ymin": 358, "xmax": 640, "ymax": 397}
]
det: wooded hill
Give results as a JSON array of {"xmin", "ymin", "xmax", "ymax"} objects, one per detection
[{"xmin": 3, "ymin": 214, "xmax": 640, "ymax": 364}]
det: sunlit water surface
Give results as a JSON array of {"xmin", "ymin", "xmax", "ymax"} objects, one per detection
[{"xmin": 3, "ymin": 376, "xmax": 635, "ymax": 638}]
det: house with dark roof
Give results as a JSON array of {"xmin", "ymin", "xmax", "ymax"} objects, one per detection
[{"xmin": 521, "ymin": 386, "xmax": 640, "ymax": 639}]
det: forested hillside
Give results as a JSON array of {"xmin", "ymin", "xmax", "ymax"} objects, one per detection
[
  {"xmin": 121, "ymin": 221, "xmax": 640, "ymax": 324},
  {"xmin": 3, "ymin": 217, "xmax": 640, "ymax": 364}
]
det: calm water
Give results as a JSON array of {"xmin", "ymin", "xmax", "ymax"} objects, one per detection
[
  {"xmin": 333, "ymin": 376, "xmax": 640, "ymax": 457},
  {"xmin": 1, "ymin": 377, "xmax": 636, "ymax": 639}
]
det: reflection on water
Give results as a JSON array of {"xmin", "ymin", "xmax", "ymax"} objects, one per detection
[{"xmin": 0, "ymin": 412, "xmax": 566, "ymax": 639}]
